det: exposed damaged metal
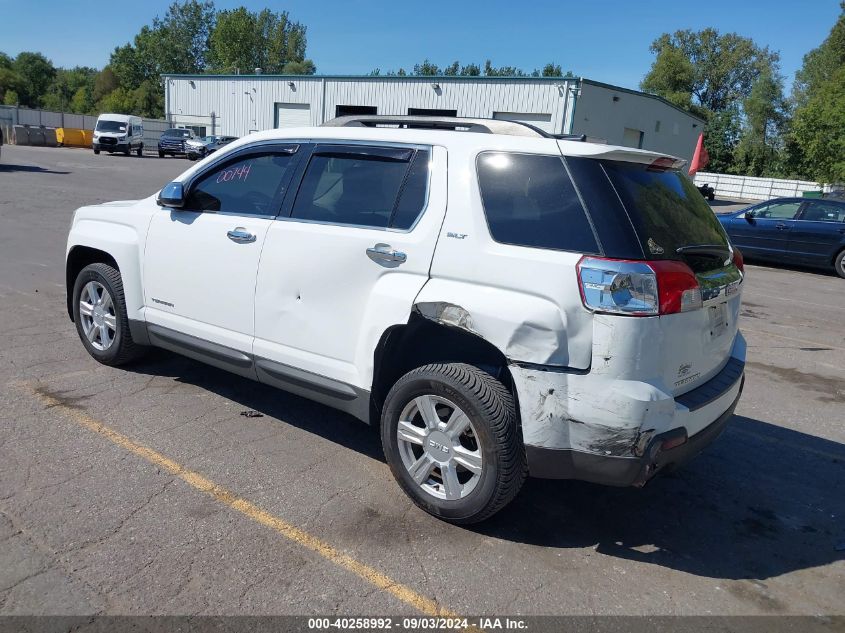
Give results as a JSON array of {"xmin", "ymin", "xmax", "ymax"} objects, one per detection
[{"xmin": 414, "ymin": 301, "xmax": 476, "ymax": 332}]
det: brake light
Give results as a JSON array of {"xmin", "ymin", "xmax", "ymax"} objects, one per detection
[
  {"xmin": 647, "ymin": 157, "xmax": 678, "ymax": 172},
  {"xmin": 732, "ymin": 247, "xmax": 744, "ymax": 274},
  {"xmin": 577, "ymin": 257, "xmax": 702, "ymax": 316}
]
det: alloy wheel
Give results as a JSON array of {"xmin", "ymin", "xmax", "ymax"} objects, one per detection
[
  {"xmin": 79, "ymin": 281, "xmax": 117, "ymax": 351},
  {"xmin": 396, "ymin": 394, "xmax": 483, "ymax": 500}
]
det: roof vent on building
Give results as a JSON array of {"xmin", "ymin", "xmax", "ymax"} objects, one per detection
[{"xmin": 254, "ymin": 68, "xmax": 262, "ymax": 75}]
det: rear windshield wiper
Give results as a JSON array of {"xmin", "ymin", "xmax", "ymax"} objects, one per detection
[{"xmin": 676, "ymin": 244, "xmax": 731, "ymax": 262}]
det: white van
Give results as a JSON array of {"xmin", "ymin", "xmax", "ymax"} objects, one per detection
[{"xmin": 93, "ymin": 114, "xmax": 144, "ymax": 156}]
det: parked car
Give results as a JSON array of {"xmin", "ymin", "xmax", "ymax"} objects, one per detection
[
  {"xmin": 158, "ymin": 128, "xmax": 195, "ymax": 158},
  {"xmin": 697, "ymin": 183, "xmax": 715, "ymax": 201},
  {"xmin": 65, "ymin": 115, "xmax": 746, "ymax": 524},
  {"xmin": 93, "ymin": 114, "xmax": 144, "ymax": 156},
  {"xmin": 186, "ymin": 135, "xmax": 238, "ymax": 161},
  {"xmin": 718, "ymin": 197, "xmax": 845, "ymax": 278}
]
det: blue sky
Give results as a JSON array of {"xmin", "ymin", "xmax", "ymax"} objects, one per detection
[{"xmin": 0, "ymin": 0, "xmax": 839, "ymax": 89}]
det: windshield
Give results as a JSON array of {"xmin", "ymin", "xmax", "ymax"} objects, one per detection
[
  {"xmin": 96, "ymin": 120, "xmax": 127, "ymax": 132},
  {"xmin": 164, "ymin": 129, "xmax": 191, "ymax": 138},
  {"xmin": 600, "ymin": 160, "xmax": 729, "ymax": 264}
]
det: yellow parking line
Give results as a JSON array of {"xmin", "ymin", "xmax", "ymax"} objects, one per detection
[{"xmin": 22, "ymin": 382, "xmax": 456, "ymax": 618}]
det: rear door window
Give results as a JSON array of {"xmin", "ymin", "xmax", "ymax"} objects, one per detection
[
  {"xmin": 801, "ymin": 201, "xmax": 845, "ymax": 222},
  {"xmin": 291, "ymin": 145, "xmax": 429, "ymax": 229},
  {"xmin": 476, "ymin": 152, "xmax": 599, "ymax": 253},
  {"xmin": 599, "ymin": 160, "xmax": 729, "ymax": 258}
]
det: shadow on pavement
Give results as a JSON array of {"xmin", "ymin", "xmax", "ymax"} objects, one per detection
[
  {"xmin": 126, "ymin": 351, "xmax": 845, "ymax": 581},
  {"xmin": 0, "ymin": 163, "xmax": 70, "ymax": 174}
]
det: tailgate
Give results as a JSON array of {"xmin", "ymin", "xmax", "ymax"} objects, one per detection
[{"xmin": 578, "ymin": 156, "xmax": 744, "ymax": 395}]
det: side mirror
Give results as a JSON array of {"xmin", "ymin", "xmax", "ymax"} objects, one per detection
[
  {"xmin": 744, "ymin": 210, "xmax": 754, "ymax": 223},
  {"xmin": 157, "ymin": 181, "xmax": 185, "ymax": 208}
]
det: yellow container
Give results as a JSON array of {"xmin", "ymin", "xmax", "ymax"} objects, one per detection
[{"xmin": 56, "ymin": 128, "xmax": 91, "ymax": 147}]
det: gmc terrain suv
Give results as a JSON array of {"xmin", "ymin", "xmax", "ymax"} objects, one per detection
[{"xmin": 66, "ymin": 116, "xmax": 746, "ymax": 523}]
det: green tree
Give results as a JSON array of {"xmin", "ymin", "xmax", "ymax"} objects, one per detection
[
  {"xmin": 793, "ymin": 1, "xmax": 845, "ymax": 107},
  {"xmin": 3, "ymin": 90, "xmax": 19, "ymax": 106},
  {"xmin": 12, "ymin": 51, "xmax": 56, "ymax": 106},
  {"xmin": 790, "ymin": 66, "xmax": 845, "ymax": 183},
  {"xmin": 70, "ymin": 86, "xmax": 95, "ymax": 114},
  {"xmin": 785, "ymin": 3, "xmax": 845, "ymax": 180},
  {"xmin": 108, "ymin": 0, "xmax": 215, "ymax": 115},
  {"xmin": 42, "ymin": 66, "xmax": 97, "ymax": 112},
  {"xmin": 733, "ymin": 68, "xmax": 787, "ymax": 176},
  {"xmin": 281, "ymin": 60, "xmax": 315, "ymax": 75},
  {"xmin": 484, "ymin": 60, "xmax": 526, "ymax": 77},
  {"xmin": 93, "ymin": 66, "xmax": 120, "ymax": 103},
  {"xmin": 541, "ymin": 63, "xmax": 563, "ymax": 77},
  {"xmin": 209, "ymin": 7, "xmax": 314, "ymax": 74},
  {"xmin": 98, "ymin": 87, "xmax": 135, "ymax": 114},
  {"xmin": 640, "ymin": 45, "xmax": 696, "ymax": 111},
  {"xmin": 703, "ymin": 108, "xmax": 742, "ymax": 173},
  {"xmin": 642, "ymin": 29, "xmax": 779, "ymax": 113},
  {"xmin": 641, "ymin": 28, "xmax": 783, "ymax": 174},
  {"xmin": 0, "ymin": 67, "xmax": 25, "ymax": 104},
  {"xmin": 413, "ymin": 59, "xmax": 440, "ymax": 76}
]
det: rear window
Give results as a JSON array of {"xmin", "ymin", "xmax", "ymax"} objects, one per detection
[
  {"xmin": 600, "ymin": 160, "xmax": 729, "ymax": 258},
  {"xmin": 476, "ymin": 152, "xmax": 599, "ymax": 253}
]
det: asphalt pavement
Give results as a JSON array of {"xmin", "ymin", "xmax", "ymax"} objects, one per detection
[{"xmin": 0, "ymin": 145, "xmax": 842, "ymax": 617}]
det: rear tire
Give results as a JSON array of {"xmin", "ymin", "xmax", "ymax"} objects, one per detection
[
  {"xmin": 72, "ymin": 263, "xmax": 147, "ymax": 366},
  {"xmin": 835, "ymin": 249, "xmax": 845, "ymax": 279},
  {"xmin": 136, "ymin": 144, "xmax": 143, "ymax": 157},
  {"xmin": 158, "ymin": 150, "xmax": 165, "ymax": 158},
  {"xmin": 381, "ymin": 363, "xmax": 527, "ymax": 524}
]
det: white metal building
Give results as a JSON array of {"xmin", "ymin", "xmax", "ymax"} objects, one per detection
[{"xmin": 163, "ymin": 74, "xmax": 705, "ymax": 163}]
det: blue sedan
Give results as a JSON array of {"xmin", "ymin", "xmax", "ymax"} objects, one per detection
[{"xmin": 718, "ymin": 197, "xmax": 845, "ymax": 278}]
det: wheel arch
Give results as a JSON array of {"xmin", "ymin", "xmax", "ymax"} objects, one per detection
[
  {"xmin": 370, "ymin": 310, "xmax": 518, "ymax": 421},
  {"xmin": 66, "ymin": 246, "xmax": 119, "ymax": 320}
]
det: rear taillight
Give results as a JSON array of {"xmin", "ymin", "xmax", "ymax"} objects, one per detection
[
  {"xmin": 732, "ymin": 247, "xmax": 744, "ymax": 274},
  {"xmin": 577, "ymin": 257, "xmax": 702, "ymax": 316}
]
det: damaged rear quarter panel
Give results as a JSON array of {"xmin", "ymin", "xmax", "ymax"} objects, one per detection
[{"xmin": 413, "ymin": 277, "xmax": 592, "ymax": 368}]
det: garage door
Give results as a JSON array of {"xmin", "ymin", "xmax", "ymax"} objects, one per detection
[
  {"xmin": 493, "ymin": 111, "xmax": 553, "ymax": 133},
  {"xmin": 274, "ymin": 103, "xmax": 311, "ymax": 129}
]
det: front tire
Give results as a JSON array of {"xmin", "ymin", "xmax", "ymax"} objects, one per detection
[
  {"xmin": 835, "ymin": 249, "xmax": 845, "ymax": 279},
  {"xmin": 72, "ymin": 263, "xmax": 146, "ymax": 366},
  {"xmin": 381, "ymin": 363, "xmax": 527, "ymax": 524},
  {"xmin": 93, "ymin": 149, "xmax": 100, "ymax": 155},
  {"xmin": 136, "ymin": 144, "xmax": 143, "ymax": 157},
  {"xmin": 158, "ymin": 150, "xmax": 165, "ymax": 158}
]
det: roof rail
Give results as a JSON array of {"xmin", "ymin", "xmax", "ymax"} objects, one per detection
[{"xmin": 322, "ymin": 115, "xmax": 586, "ymax": 140}]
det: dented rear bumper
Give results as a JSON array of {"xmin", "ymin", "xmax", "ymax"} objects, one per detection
[
  {"xmin": 524, "ymin": 381, "xmax": 741, "ymax": 485},
  {"xmin": 513, "ymin": 333, "xmax": 746, "ymax": 486}
]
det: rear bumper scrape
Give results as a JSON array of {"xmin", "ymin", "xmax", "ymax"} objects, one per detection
[
  {"xmin": 524, "ymin": 380, "xmax": 742, "ymax": 485},
  {"xmin": 513, "ymin": 333, "xmax": 746, "ymax": 486}
]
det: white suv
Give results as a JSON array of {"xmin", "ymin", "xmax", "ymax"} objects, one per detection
[{"xmin": 66, "ymin": 116, "xmax": 746, "ymax": 523}]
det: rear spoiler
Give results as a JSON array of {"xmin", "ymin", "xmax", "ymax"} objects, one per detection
[{"xmin": 556, "ymin": 140, "xmax": 686, "ymax": 170}]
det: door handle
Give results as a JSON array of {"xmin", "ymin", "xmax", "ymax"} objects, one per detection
[
  {"xmin": 227, "ymin": 227, "xmax": 256, "ymax": 243},
  {"xmin": 366, "ymin": 243, "xmax": 407, "ymax": 264},
  {"xmin": 775, "ymin": 223, "xmax": 788, "ymax": 231}
]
